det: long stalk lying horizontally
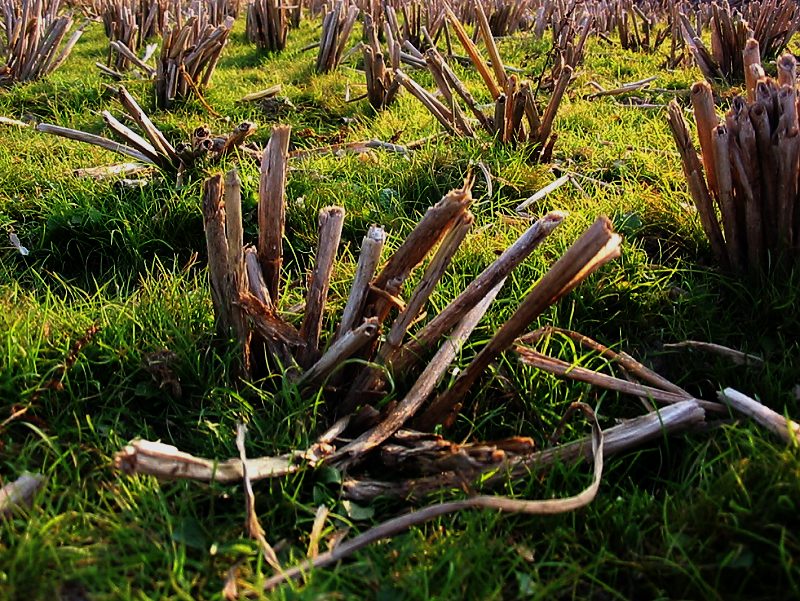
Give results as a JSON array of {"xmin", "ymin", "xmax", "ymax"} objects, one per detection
[
  {"xmin": 261, "ymin": 403, "xmax": 604, "ymax": 591},
  {"xmin": 343, "ymin": 399, "xmax": 706, "ymax": 501}
]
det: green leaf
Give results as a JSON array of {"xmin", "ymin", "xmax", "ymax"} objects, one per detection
[
  {"xmin": 317, "ymin": 465, "xmax": 342, "ymax": 485},
  {"xmin": 516, "ymin": 571, "xmax": 537, "ymax": 597},
  {"xmin": 721, "ymin": 546, "xmax": 754, "ymax": 569},
  {"xmin": 172, "ymin": 517, "xmax": 207, "ymax": 552},
  {"xmin": 342, "ymin": 500, "xmax": 374, "ymax": 521}
]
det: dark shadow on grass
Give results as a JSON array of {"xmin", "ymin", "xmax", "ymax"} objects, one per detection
[{"xmin": 37, "ymin": 182, "xmax": 204, "ymax": 286}]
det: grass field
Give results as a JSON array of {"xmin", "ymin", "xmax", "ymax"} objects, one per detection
[{"xmin": 2, "ymin": 11, "xmax": 800, "ymax": 600}]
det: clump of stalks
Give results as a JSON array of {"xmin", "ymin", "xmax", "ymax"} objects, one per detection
[
  {"xmin": 315, "ymin": 0, "xmax": 360, "ymax": 73},
  {"xmin": 112, "ymin": 124, "xmax": 737, "ymax": 593},
  {"xmin": 394, "ymin": 3, "xmax": 581, "ymax": 161},
  {"xmin": 668, "ymin": 42, "xmax": 800, "ymax": 273},
  {"xmin": 97, "ymin": 0, "xmax": 167, "ymax": 72},
  {"xmin": 246, "ymin": 0, "xmax": 288, "ymax": 52},
  {"xmin": 195, "ymin": 124, "xmax": 627, "ymax": 437},
  {"xmin": 0, "ymin": 0, "xmax": 88, "ymax": 86},
  {"xmin": 361, "ymin": 13, "xmax": 400, "ymax": 110},
  {"xmin": 156, "ymin": 7, "xmax": 234, "ymax": 108},
  {"xmin": 679, "ymin": 0, "xmax": 800, "ymax": 83},
  {"xmin": 613, "ymin": 0, "xmax": 670, "ymax": 53},
  {"xmin": 37, "ymin": 86, "xmax": 258, "ymax": 179}
]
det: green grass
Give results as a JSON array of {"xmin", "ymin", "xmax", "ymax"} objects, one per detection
[{"xmin": 2, "ymin": 14, "xmax": 800, "ymax": 601}]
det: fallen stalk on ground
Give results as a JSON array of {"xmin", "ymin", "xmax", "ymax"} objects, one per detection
[
  {"xmin": 0, "ymin": 472, "xmax": 45, "ymax": 516},
  {"xmin": 719, "ymin": 387, "xmax": 800, "ymax": 445}
]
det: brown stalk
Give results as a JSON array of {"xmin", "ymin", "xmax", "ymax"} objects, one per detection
[
  {"xmin": 510, "ymin": 81, "xmax": 527, "ymax": 142},
  {"xmin": 743, "ymin": 38, "xmax": 761, "ymax": 103},
  {"xmin": 316, "ymin": 6, "xmax": 336, "ymax": 72},
  {"xmin": 100, "ymin": 110, "xmax": 161, "ymax": 165},
  {"xmin": 444, "ymin": 6, "xmax": 500, "ymax": 99},
  {"xmin": 425, "ymin": 53, "xmax": 474, "ymax": 137},
  {"xmin": 663, "ymin": 340, "xmax": 764, "ymax": 366},
  {"xmin": 258, "ymin": 125, "xmax": 291, "ymax": 301},
  {"xmin": 777, "ymin": 85, "xmax": 798, "ymax": 135},
  {"xmin": 297, "ymin": 318, "xmax": 380, "ymax": 390},
  {"xmin": 332, "ymin": 5, "xmax": 360, "ymax": 72},
  {"xmin": 339, "ymin": 184, "xmax": 474, "ymax": 411},
  {"xmin": 245, "ymin": 246, "xmax": 272, "ymax": 308},
  {"xmin": 777, "ymin": 53, "xmax": 796, "ymax": 88},
  {"xmin": 535, "ymin": 64, "xmax": 572, "ymax": 149},
  {"xmin": 755, "ymin": 80, "xmax": 778, "ymax": 125},
  {"xmin": 749, "ymin": 102, "xmax": 778, "ymax": 248},
  {"xmin": 224, "ymin": 169, "xmax": 245, "ymax": 296},
  {"xmin": 502, "ymin": 76, "xmax": 517, "ymax": 144},
  {"xmin": 335, "ymin": 226, "xmax": 386, "ymax": 340},
  {"xmin": 224, "ymin": 169, "xmax": 250, "ymax": 362},
  {"xmin": 246, "ymin": 0, "xmax": 288, "ymax": 52},
  {"xmin": 116, "ymin": 86, "xmax": 179, "ymax": 165},
  {"xmin": 729, "ymin": 133, "xmax": 763, "ymax": 271},
  {"xmin": 518, "ymin": 326, "xmax": 692, "ymax": 397},
  {"xmin": 331, "ymin": 277, "xmax": 506, "ymax": 467},
  {"xmin": 712, "ymin": 125, "xmax": 745, "ymax": 271},
  {"xmin": 735, "ymin": 107, "xmax": 764, "ymax": 270},
  {"xmin": 114, "ymin": 439, "xmax": 300, "ymax": 482},
  {"xmin": 35, "ymin": 123, "xmax": 155, "ymax": 164},
  {"xmin": 202, "ymin": 174, "xmax": 233, "ymax": 333},
  {"xmin": 484, "ymin": 399, "xmax": 626, "ymax": 486},
  {"xmin": 298, "ymin": 206, "xmax": 346, "ymax": 366},
  {"xmin": 494, "ymin": 94, "xmax": 506, "ymax": 141},
  {"xmin": 237, "ymin": 293, "xmax": 304, "ymax": 351},
  {"xmin": 776, "ymin": 127, "xmax": 799, "ymax": 249},
  {"xmin": 427, "ymin": 47, "xmax": 493, "ymax": 133},
  {"xmin": 219, "ymin": 121, "xmax": 257, "ymax": 156},
  {"xmin": 473, "ymin": 0, "xmax": 506, "ymax": 88},
  {"xmin": 363, "ymin": 183, "xmax": 473, "ymax": 325},
  {"xmin": 515, "ymin": 346, "xmax": 724, "ymax": 414},
  {"xmin": 689, "ymin": 82, "xmax": 719, "ymax": 196},
  {"xmin": 522, "ymin": 83, "xmax": 541, "ymax": 135},
  {"xmin": 109, "ymin": 40, "xmax": 156, "ymax": 76},
  {"xmin": 239, "ymin": 84, "xmax": 282, "ymax": 103},
  {"xmin": 423, "ymin": 51, "xmax": 473, "ymax": 136},
  {"xmin": 384, "ymin": 211, "xmax": 474, "ymax": 351},
  {"xmin": 394, "ymin": 68, "xmax": 459, "ymax": 135}
]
